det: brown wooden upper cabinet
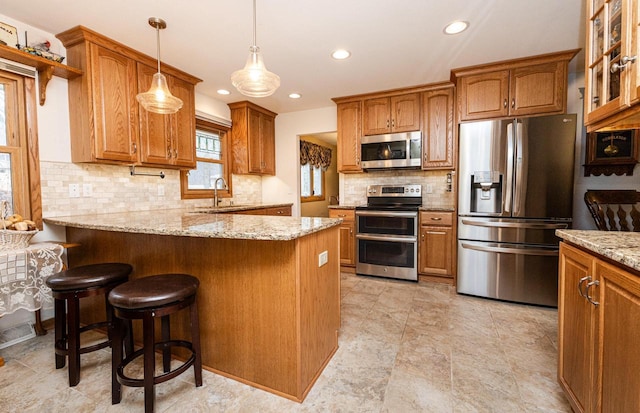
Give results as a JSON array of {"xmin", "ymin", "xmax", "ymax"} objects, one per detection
[
  {"xmin": 362, "ymin": 93, "xmax": 421, "ymax": 135},
  {"xmin": 451, "ymin": 49, "xmax": 579, "ymax": 122},
  {"xmin": 333, "ymin": 82, "xmax": 454, "ymax": 173},
  {"xmin": 335, "ymin": 101, "xmax": 362, "ymax": 173},
  {"xmin": 228, "ymin": 101, "xmax": 277, "ymax": 175},
  {"xmin": 56, "ymin": 26, "xmax": 201, "ymax": 169},
  {"xmin": 584, "ymin": 0, "xmax": 640, "ymax": 132}
]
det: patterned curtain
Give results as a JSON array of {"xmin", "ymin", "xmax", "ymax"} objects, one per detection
[{"xmin": 300, "ymin": 140, "xmax": 332, "ymax": 171}]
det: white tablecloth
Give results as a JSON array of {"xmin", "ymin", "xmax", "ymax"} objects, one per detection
[{"xmin": 0, "ymin": 243, "xmax": 64, "ymax": 316}]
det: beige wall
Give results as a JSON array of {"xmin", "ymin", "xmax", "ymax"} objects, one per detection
[{"xmin": 299, "ymin": 136, "xmax": 338, "ymax": 217}]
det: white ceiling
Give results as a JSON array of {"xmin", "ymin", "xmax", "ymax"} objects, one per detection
[{"xmin": 3, "ymin": 0, "xmax": 585, "ymax": 115}]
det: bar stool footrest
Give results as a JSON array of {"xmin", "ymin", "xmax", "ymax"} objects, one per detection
[
  {"xmin": 116, "ymin": 340, "xmax": 196, "ymax": 387},
  {"xmin": 54, "ymin": 320, "xmax": 113, "ymax": 357}
]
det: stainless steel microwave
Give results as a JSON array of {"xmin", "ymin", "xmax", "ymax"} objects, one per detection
[{"xmin": 360, "ymin": 131, "xmax": 422, "ymax": 170}]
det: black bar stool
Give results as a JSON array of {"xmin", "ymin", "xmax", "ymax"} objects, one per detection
[
  {"xmin": 108, "ymin": 273, "xmax": 203, "ymax": 413},
  {"xmin": 45, "ymin": 262, "xmax": 134, "ymax": 386}
]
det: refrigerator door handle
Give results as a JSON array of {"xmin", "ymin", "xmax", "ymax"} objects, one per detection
[
  {"xmin": 460, "ymin": 241, "xmax": 559, "ymax": 256},
  {"xmin": 460, "ymin": 218, "xmax": 570, "ymax": 230},
  {"xmin": 504, "ymin": 121, "xmax": 515, "ymax": 214},
  {"xmin": 513, "ymin": 120, "xmax": 524, "ymax": 215}
]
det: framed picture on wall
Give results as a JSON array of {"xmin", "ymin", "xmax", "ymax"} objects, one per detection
[{"xmin": 584, "ymin": 129, "xmax": 639, "ymax": 176}]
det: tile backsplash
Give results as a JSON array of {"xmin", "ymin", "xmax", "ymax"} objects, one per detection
[
  {"xmin": 342, "ymin": 169, "xmax": 455, "ymax": 209},
  {"xmin": 40, "ymin": 161, "xmax": 262, "ymax": 217}
]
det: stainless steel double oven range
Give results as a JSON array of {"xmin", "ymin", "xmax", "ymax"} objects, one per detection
[{"xmin": 355, "ymin": 184, "xmax": 422, "ymax": 281}]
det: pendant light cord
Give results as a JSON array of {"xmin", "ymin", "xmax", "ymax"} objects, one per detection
[
  {"xmin": 252, "ymin": 0, "xmax": 257, "ymax": 47},
  {"xmin": 156, "ymin": 24, "xmax": 161, "ymax": 74}
]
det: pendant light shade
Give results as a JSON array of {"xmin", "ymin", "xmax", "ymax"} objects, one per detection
[
  {"xmin": 136, "ymin": 17, "xmax": 183, "ymax": 114},
  {"xmin": 231, "ymin": 0, "xmax": 280, "ymax": 97}
]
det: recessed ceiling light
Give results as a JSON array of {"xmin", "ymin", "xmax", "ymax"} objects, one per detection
[
  {"xmin": 443, "ymin": 21, "xmax": 469, "ymax": 35},
  {"xmin": 217, "ymin": 89, "xmax": 231, "ymax": 95},
  {"xmin": 289, "ymin": 93, "xmax": 301, "ymax": 99},
  {"xmin": 331, "ymin": 49, "xmax": 351, "ymax": 60}
]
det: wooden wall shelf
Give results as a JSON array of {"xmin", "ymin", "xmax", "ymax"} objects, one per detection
[{"xmin": 0, "ymin": 43, "xmax": 83, "ymax": 105}]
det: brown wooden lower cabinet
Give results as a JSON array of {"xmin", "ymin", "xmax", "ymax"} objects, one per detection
[
  {"xmin": 558, "ymin": 242, "xmax": 640, "ymax": 413},
  {"xmin": 227, "ymin": 205, "xmax": 291, "ymax": 216},
  {"xmin": 418, "ymin": 211, "xmax": 454, "ymax": 282},
  {"xmin": 328, "ymin": 208, "xmax": 355, "ymax": 268}
]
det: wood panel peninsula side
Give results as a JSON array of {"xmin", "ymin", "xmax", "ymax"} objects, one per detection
[{"xmin": 44, "ymin": 209, "xmax": 342, "ymax": 402}]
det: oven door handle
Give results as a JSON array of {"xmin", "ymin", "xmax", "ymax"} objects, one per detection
[
  {"xmin": 356, "ymin": 211, "xmax": 418, "ymax": 218},
  {"xmin": 460, "ymin": 241, "xmax": 558, "ymax": 256},
  {"xmin": 356, "ymin": 234, "xmax": 417, "ymax": 243}
]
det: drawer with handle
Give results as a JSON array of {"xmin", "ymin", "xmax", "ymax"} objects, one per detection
[{"xmin": 420, "ymin": 211, "xmax": 453, "ymax": 226}]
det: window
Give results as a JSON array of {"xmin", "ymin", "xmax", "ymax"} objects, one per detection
[
  {"xmin": 180, "ymin": 118, "xmax": 231, "ymax": 199},
  {"xmin": 0, "ymin": 70, "xmax": 40, "ymax": 226},
  {"xmin": 301, "ymin": 163, "xmax": 325, "ymax": 202}
]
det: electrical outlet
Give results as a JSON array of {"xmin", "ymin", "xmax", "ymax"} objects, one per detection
[
  {"xmin": 82, "ymin": 183, "xmax": 93, "ymax": 197},
  {"xmin": 318, "ymin": 250, "xmax": 328, "ymax": 267},
  {"xmin": 157, "ymin": 184, "xmax": 165, "ymax": 196},
  {"xmin": 425, "ymin": 184, "xmax": 433, "ymax": 194},
  {"xmin": 69, "ymin": 183, "xmax": 80, "ymax": 198}
]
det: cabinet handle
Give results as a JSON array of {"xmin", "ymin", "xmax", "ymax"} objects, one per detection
[
  {"xmin": 611, "ymin": 55, "xmax": 637, "ymax": 73},
  {"xmin": 585, "ymin": 280, "xmax": 600, "ymax": 306},
  {"xmin": 430, "ymin": 217, "xmax": 442, "ymax": 221},
  {"xmin": 132, "ymin": 142, "xmax": 137, "ymax": 154},
  {"xmin": 577, "ymin": 276, "xmax": 590, "ymax": 297},
  {"xmin": 337, "ymin": 214, "xmax": 347, "ymax": 217},
  {"xmin": 174, "ymin": 149, "xmax": 178, "ymax": 159},
  {"xmin": 503, "ymin": 99, "xmax": 508, "ymax": 108},
  {"xmin": 392, "ymin": 119, "xmax": 395, "ymax": 128},
  {"xmin": 421, "ymin": 233, "xmax": 425, "ymax": 240},
  {"xmin": 511, "ymin": 98, "xmax": 515, "ymax": 109}
]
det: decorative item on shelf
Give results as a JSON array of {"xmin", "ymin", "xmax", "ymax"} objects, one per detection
[
  {"xmin": 17, "ymin": 40, "xmax": 65, "ymax": 63},
  {"xmin": 0, "ymin": 201, "xmax": 38, "ymax": 250},
  {"xmin": 135, "ymin": 17, "xmax": 183, "ymax": 114},
  {"xmin": 231, "ymin": 0, "xmax": 280, "ymax": 97},
  {"xmin": 0, "ymin": 21, "xmax": 18, "ymax": 48},
  {"xmin": 584, "ymin": 129, "xmax": 640, "ymax": 176}
]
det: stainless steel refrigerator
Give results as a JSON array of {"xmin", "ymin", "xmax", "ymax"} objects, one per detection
[{"xmin": 457, "ymin": 114, "xmax": 576, "ymax": 307}]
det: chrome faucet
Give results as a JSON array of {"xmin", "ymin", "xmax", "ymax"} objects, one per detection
[{"xmin": 213, "ymin": 177, "xmax": 227, "ymax": 207}]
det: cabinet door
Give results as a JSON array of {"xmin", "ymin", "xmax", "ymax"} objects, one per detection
[
  {"xmin": 595, "ymin": 260, "xmax": 640, "ymax": 413},
  {"xmin": 329, "ymin": 209, "xmax": 355, "ymax": 266},
  {"xmin": 169, "ymin": 76, "xmax": 196, "ymax": 168},
  {"xmin": 137, "ymin": 63, "xmax": 172, "ymax": 166},
  {"xmin": 89, "ymin": 44, "xmax": 138, "ymax": 162},
  {"xmin": 419, "ymin": 226, "xmax": 452, "ymax": 276},
  {"xmin": 390, "ymin": 93, "xmax": 420, "ymax": 133},
  {"xmin": 457, "ymin": 70, "xmax": 509, "ymax": 121},
  {"xmin": 362, "ymin": 97, "xmax": 390, "ymax": 135},
  {"xmin": 259, "ymin": 113, "xmax": 276, "ymax": 175},
  {"xmin": 558, "ymin": 243, "xmax": 596, "ymax": 413},
  {"xmin": 421, "ymin": 88, "xmax": 454, "ymax": 169},
  {"xmin": 510, "ymin": 62, "xmax": 565, "ymax": 117},
  {"xmin": 247, "ymin": 108, "xmax": 263, "ymax": 173},
  {"xmin": 336, "ymin": 101, "xmax": 362, "ymax": 172}
]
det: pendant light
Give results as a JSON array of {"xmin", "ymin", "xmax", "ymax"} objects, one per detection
[
  {"xmin": 136, "ymin": 17, "xmax": 183, "ymax": 114},
  {"xmin": 231, "ymin": 0, "xmax": 280, "ymax": 97}
]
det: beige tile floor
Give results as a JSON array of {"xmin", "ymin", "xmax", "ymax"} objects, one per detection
[{"xmin": 0, "ymin": 272, "xmax": 571, "ymax": 412}]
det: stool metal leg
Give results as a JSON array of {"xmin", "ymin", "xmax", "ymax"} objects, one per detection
[
  {"xmin": 67, "ymin": 295, "xmax": 81, "ymax": 386},
  {"xmin": 54, "ymin": 298, "xmax": 66, "ymax": 369},
  {"xmin": 190, "ymin": 297, "xmax": 203, "ymax": 387},
  {"xmin": 143, "ymin": 312, "xmax": 156, "ymax": 413}
]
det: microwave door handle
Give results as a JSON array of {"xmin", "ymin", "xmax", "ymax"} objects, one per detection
[{"xmin": 504, "ymin": 122, "xmax": 514, "ymax": 214}]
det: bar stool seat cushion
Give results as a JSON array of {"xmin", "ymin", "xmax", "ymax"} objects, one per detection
[
  {"xmin": 109, "ymin": 274, "xmax": 199, "ymax": 310},
  {"xmin": 46, "ymin": 263, "xmax": 133, "ymax": 291}
]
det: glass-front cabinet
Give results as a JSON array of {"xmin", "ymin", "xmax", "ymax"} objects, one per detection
[{"xmin": 585, "ymin": 0, "xmax": 639, "ymax": 128}]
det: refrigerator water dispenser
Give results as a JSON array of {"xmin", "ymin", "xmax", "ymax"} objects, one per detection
[{"xmin": 470, "ymin": 171, "xmax": 502, "ymax": 214}]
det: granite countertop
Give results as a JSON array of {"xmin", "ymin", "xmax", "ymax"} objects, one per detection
[
  {"xmin": 556, "ymin": 229, "xmax": 640, "ymax": 273},
  {"xmin": 44, "ymin": 208, "xmax": 340, "ymax": 241}
]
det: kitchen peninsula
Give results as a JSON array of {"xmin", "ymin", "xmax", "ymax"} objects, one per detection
[{"xmin": 44, "ymin": 209, "xmax": 342, "ymax": 402}]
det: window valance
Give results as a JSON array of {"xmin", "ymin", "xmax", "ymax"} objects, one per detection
[{"xmin": 300, "ymin": 140, "xmax": 332, "ymax": 170}]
